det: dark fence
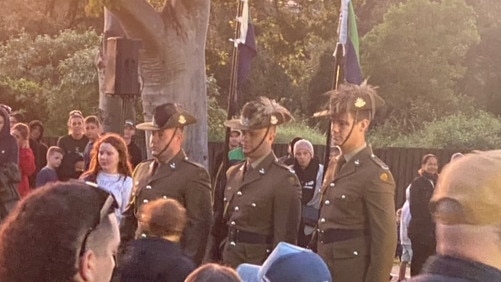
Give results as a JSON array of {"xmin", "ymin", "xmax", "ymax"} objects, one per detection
[{"xmin": 44, "ymin": 137, "xmax": 462, "ymax": 209}]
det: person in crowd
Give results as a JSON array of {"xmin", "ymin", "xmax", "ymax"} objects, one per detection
[
  {"xmin": 410, "ymin": 150, "xmax": 501, "ymax": 281},
  {"xmin": 237, "ymin": 242, "xmax": 331, "ymax": 282},
  {"xmin": 117, "ymin": 198, "xmax": 195, "ymax": 282},
  {"xmin": 208, "ymin": 97, "xmax": 301, "ymax": 267},
  {"xmin": 28, "ymin": 120, "xmax": 48, "ymax": 187},
  {"xmin": 0, "ymin": 106, "xmax": 18, "ymax": 166},
  {"xmin": 0, "ymin": 181, "xmax": 119, "ymax": 282},
  {"xmin": 8, "ymin": 111, "xmax": 22, "ymax": 129},
  {"xmin": 398, "ymin": 186, "xmax": 412, "ymax": 281},
  {"xmin": 11, "ymin": 123, "xmax": 35, "ymax": 198},
  {"xmin": 291, "ymin": 139, "xmax": 323, "ymax": 247},
  {"xmin": 122, "ymin": 120, "xmax": 143, "ymax": 169},
  {"xmin": 80, "ymin": 133, "xmax": 133, "ymax": 224},
  {"xmin": 186, "ymin": 263, "xmax": 242, "ymax": 282},
  {"xmin": 315, "ymin": 82, "xmax": 397, "ymax": 282},
  {"xmin": 213, "ymin": 128, "xmax": 244, "ymax": 177},
  {"xmin": 120, "ymin": 103, "xmax": 212, "ymax": 265},
  {"xmin": 408, "ymin": 154, "xmax": 439, "ymax": 276},
  {"xmin": 0, "ymin": 106, "xmax": 20, "ymax": 220},
  {"xmin": 35, "ymin": 146, "xmax": 64, "ymax": 188},
  {"xmin": 57, "ymin": 110, "xmax": 89, "ymax": 181},
  {"xmin": 83, "ymin": 115, "xmax": 103, "ymax": 170},
  {"xmin": 278, "ymin": 136, "xmax": 302, "ymax": 165}
]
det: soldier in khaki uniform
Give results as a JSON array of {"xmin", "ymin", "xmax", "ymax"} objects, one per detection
[
  {"xmin": 316, "ymin": 83, "xmax": 397, "ymax": 282},
  {"xmin": 120, "ymin": 103, "xmax": 212, "ymax": 265},
  {"xmin": 208, "ymin": 97, "xmax": 302, "ymax": 268}
]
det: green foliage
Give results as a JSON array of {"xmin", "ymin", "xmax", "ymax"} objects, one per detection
[
  {"xmin": 362, "ymin": 0, "xmax": 481, "ymax": 131},
  {"xmin": 0, "ymin": 29, "xmax": 100, "ymax": 136},
  {"xmin": 207, "ymin": 75, "xmax": 228, "ymax": 142},
  {"xmin": 276, "ymin": 121, "xmax": 325, "ymax": 145},
  {"xmin": 369, "ymin": 111, "xmax": 501, "ymax": 150},
  {"xmin": 0, "ymin": 0, "xmax": 102, "ymax": 42},
  {"xmin": 459, "ymin": 0, "xmax": 501, "ymax": 116}
]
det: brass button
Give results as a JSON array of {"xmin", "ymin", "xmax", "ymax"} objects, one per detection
[
  {"xmin": 234, "ymin": 206, "xmax": 239, "ymax": 211},
  {"xmin": 145, "ymin": 185, "xmax": 152, "ymax": 189},
  {"xmin": 143, "ymin": 199, "xmax": 149, "ymax": 203},
  {"xmin": 324, "ymin": 200, "xmax": 330, "ymax": 205},
  {"xmin": 237, "ymin": 191, "xmax": 243, "ymax": 196}
]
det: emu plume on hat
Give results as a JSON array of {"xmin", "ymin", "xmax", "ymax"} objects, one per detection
[
  {"xmin": 313, "ymin": 81, "xmax": 385, "ymax": 120},
  {"xmin": 224, "ymin": 97, "xmax": 293, "ymax": 130}
]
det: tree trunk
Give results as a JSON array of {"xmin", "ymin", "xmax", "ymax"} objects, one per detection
[{"xmin": 100, "ymin": 0, "xmax": 210, "ymax": 166}]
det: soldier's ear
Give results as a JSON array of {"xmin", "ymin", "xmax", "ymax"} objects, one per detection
[{"xmin": 358, "ymin": 118, "xmax": 370, "ymax": 132}]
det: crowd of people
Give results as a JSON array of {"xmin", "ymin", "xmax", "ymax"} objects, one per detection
[{"xmin": 1, "ymin": 81, "xmax": 500, "ymax": 282}]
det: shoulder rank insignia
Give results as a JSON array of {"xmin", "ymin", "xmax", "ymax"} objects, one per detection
[{"xmin": 380, "ymin": 172, "xmax": 389, "ymax": 182}]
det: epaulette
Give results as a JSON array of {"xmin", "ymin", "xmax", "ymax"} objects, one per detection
[
  {"xmin": 182, "ymin": 156, "xmax": 205, "ymax": 169},
  {"xmin": 370, "ymin": 154, "xmax": 389, "ymax": 170},
  {"xmin": 273, "ymin": 159, "xmax": 296, "ymax": 174}
]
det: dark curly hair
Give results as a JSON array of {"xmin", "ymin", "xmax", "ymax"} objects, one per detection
[{"xmin": 0, "ymin": 182, "xmax": 114, "ymax": 281}]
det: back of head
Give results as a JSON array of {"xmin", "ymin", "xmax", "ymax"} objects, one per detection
[
  {"xmin": 431, "ymin": 150, "xmax": 501, "ymax": 226},
  {"xmin": 139, "ymin": 198, "xmax": 187, "ymax": 238},
  {"xmin": 185, "ymin": 263, "xmax": 242, "ymax": 282},
  {"xmin": 0, "ymin": 181, "xmax": 113, "ymax": 281}
]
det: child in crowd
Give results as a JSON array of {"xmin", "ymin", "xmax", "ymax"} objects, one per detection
[
  {"xmin": 122, "ymin": 120, "xmax": 143, "ymax": 169},
  {"xmin": 35, "ymin": 146, "xmax": 64, "ymax": 188},
  {"xmin": 80, "ymin": 133, "xmax": 133, "ymax": 224},
  {"xmin": 83, "ymin": 115, "xmax": 102, "ymax": 170},
  {"xmin": 11, "ymin": 123, "xmax": 35, "ymax": 198}
]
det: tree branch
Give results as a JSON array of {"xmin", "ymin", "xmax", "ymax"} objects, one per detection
[{"xmin": 105, "ymin": 0, "xmax": 165, "ymax": 52}]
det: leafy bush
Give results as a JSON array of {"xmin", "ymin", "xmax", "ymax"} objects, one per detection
[{"xmin": 370, "ymin": 111, "xmax": 501, "ymax": 150}]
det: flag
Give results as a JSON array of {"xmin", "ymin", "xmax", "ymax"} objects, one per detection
[
  {"xmin": 236, "ymin": 0, "xmax": 257, "ymax": 87},
  {"xmin": 338, "ymin": 0, "xmax": 362, "ymax": 84}
]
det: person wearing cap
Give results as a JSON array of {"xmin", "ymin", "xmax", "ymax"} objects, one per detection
[
  {"xmin": 120, "ymin": 103, "xmax": 212, "ymax": 265},
  {"xmin": 410, "ymin": 150, "xmax": 501, "ymax": 281},
  {"xmin": 122, "ymin": 120, "xmax": 143, "ymax": 169},
  {"xmin": 315, "ymin": 82, "xmax": 397, "ymax": 282},
  {"xmin": 236, "ymin": 242, "xmax": 332, "ymax": 282},
  {"xmin": 208, "ymin": 97, "xmax": 302, "ymax": 267}
]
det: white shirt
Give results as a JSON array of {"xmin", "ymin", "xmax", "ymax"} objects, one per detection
[{"xmin": 96, "ymin": 171, "xmax": 134, "ymax": 224}]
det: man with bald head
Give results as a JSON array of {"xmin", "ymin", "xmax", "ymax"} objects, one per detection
[{"xmin": 410, "ymin": 150, "xmax": 501, "ymax": 281}]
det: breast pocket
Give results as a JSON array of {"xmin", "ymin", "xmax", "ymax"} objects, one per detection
[
  {"xmin": 244, "ymin": 199, "xmax": 272, "ymax": 227},
  {"xmin": 332, "ymin": 192, "xmax": 363, "ymax": 224}
]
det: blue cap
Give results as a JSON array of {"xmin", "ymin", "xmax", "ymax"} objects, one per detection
[{"xmin": 236, "ymin": 242, "xmax": 332, "ymax": 282}]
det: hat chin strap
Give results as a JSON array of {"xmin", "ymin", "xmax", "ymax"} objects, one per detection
[
  {"xmin": 245, "ymin": 126, "xmax": 271, "ymax": 156},
  {"xmin": 153, "ymin": 128, "xmax": 178, "ymax": 160},
  {"xmin": 336, "ymin": 111, "xmax": 358, "ymax": 149}
]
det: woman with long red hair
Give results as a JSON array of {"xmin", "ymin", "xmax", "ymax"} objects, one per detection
[{"xmin": 80, "ymin": 133, "xmax": 133, "ymax": 223}]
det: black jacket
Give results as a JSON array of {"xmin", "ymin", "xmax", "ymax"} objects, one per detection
[
  {"xmin": 116, "ymin": 237, "xmax": 195, "ymax": 282},
  {"xmin": 0, "ymin": 107, "xmax": 18, "ymax": 166},
  {"xmin": 408, "ymin": 174, "xmax": 436, "ymax": 246}
]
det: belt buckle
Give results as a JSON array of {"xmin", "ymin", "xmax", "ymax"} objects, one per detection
[{"xmin": 228, "ymin": 228, "xmax": 239, "ymax": 245}]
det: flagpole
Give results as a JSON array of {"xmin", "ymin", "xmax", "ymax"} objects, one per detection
[
  {"xmin": 322, "ymin": 0, "xmax": 346, "ymax": 180},
  {"xmin": 215, "ymin": 0, "xmax": 245, "ymax": 182}
]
